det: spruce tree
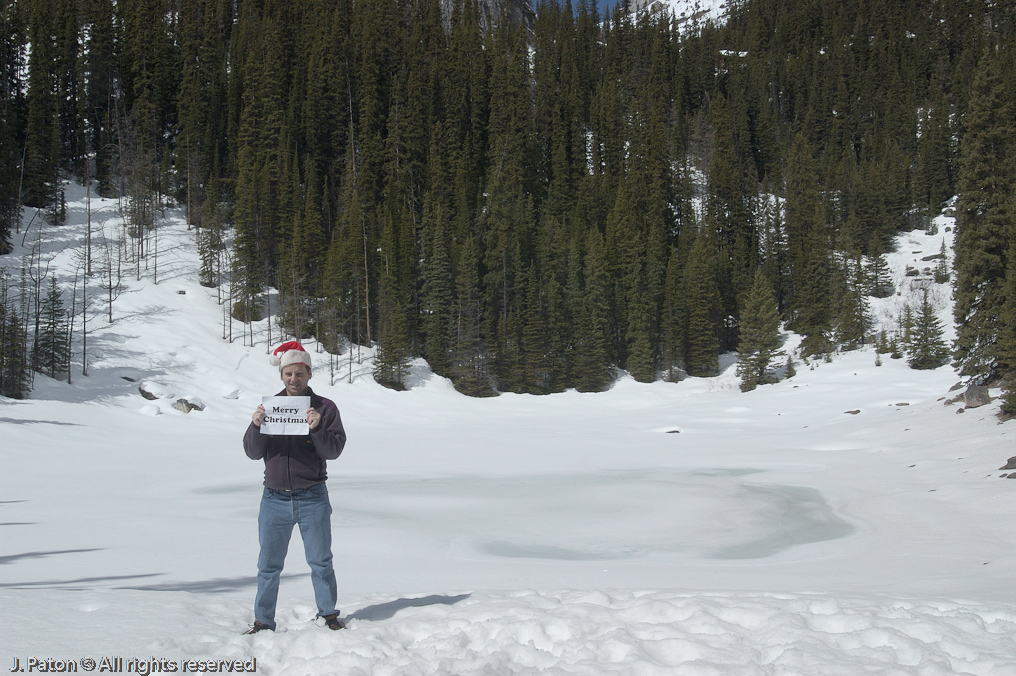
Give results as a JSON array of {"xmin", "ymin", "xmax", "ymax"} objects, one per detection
[
  {"xmin": 23, "ymin": 0, "xmax": 61, "ymax": 211},
  {"xmin": 230, "ymin": 143, "xmax": 267, "ymax": 322},
  {"xmin": 198, "ymin": 160, "xmax": 226, "ymax": 289},
  {"xmin": 683, "ymin": 234, "xmax": 721, "ymax": 378},
  {"xmin": 450, "ymin": 233, "xmax": 493, "ymax": 396},
  {"xmin": 867, "ymin": 242, "xmax": 895, "ymax": 299},
  {"xmin": 84, "ymin": 0, "xmax": 118, "ymax": 198},
  {"xmin": 785, "ymin": 134, "xmax": 831, "ymax": 356},
  {"xmin": 0, "ymin": 0, "xmax": 25, "ymax": 253},
  {"xmin": 933, "ymin": 240, "xmax": 951, "ymax": 284},
  {"xmin": 997, "ymin": 234, "xmax": 1016, "ymax": 415},
  {"xmin": 0, "ymin": 286, "xmax": 31, "ymax": 399},
  {"xmin": 836, "ymin": 254, "xmax": 871, "ymax": 349},
  {"xmin": 373, "ymin": 216, "xmax": 411, "ymax": 389},
  {"xmin": 571, "ymin": 228, "xmax": 612, "ymax": 392},
  {"xmin": 907, "ymin": 289, "xmax": 950, "ymax": 370},
  {"xmin": 707, "ymin": 92, "xmax": 755, "ymax": 311},
  {"xmin": 659, "ymin": 248, "xmax": 685, "ymax": 382},
  {"xmin": 538, "ymin": 256, "xmax": 568, "ymax": 392},
  {"xmin": 952, "ymin": 49, "xmax": 1015, "ymax": 382},
  {"xmin": 482, "ymin": 20, "xmax": 536, "ymax": 389},
  {"xmin": 229, "ymin": 14, "xmax": 287, "ymax": 327},
  {"xmin": 914, "ymin": 97, "xmax": 954, "ymax": 218},
  {"xmin": 421, "ymin": 219, "xmax": 455, "ymax": 377},
  {"xmin": 34, "ymin": 277, "xmax": 70, "ymax": 378},
  {"xmin": 736, "ymin": 268, "xmax": 782, "ymax": 392},
  {"xmin": 519, "ymin": 267, "xmax": 550, "ymax": 392}
]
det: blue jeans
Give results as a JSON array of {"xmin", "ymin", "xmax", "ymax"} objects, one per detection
[{"xmin": 254, "ymin": 483, "xmax": 337, "ymax": 629}]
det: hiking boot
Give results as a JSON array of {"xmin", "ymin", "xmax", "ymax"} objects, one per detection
[
  {"xmin": 323, "ymin": 614, "xmax": 345, "ymax": 630},
  {"xmin": 244, "ymin": 621, "xmax": 273, "ymax": 635}
]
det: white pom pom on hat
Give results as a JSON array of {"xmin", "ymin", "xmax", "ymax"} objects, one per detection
[{"xmin": 270, "ymin": 340, "xmax": 312, "ymax": 370}]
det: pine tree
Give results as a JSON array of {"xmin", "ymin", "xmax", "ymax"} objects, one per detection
[
  {"xmin": 175, "ymin": 0, "xmax": 204, "ymax": 194},
  {"xmin": 606, "ymin": 176, "xmax": 663, "ymax": 383},
  {"xmin": 22, "ymin": 0, "xmax": 61, "ymax": 211},
  {"xmin": 785, "ymin": 134, "xmax": 831, "ymax": 356},
  {"xmin": 519, "ymin": 266, "xmax": 550, "ymax": 392},
  {"xmin": 373, "ymin": 215, "xmax": 411, "ymax": 388},
  {"xmin": 54, "ymin": 0, "xmax": 85, "ymax": 178},
  {"xmin": 230, "ymin": 21, "xmax": 285, "ymax": 325},
  {"xmin": 450, "ymin": 233, "xmax": 493, "ymax": 396},
  {"xmin": 421, "ymin": 219, "xmax": 455, "ymax": 377},
  {"xmin": 34, "ymin": 276, "xmax": 70, "ymax": 378},
  {"xmin": 0, "ymin": 0, "xmax": 26, "ymax": 253},
  {"xmin": 907, "ymin": 289, "xmax": 950, "ymax": 370},
  {"xmin": 482, "ymin": 20, "xmax": 537, "ymax": 389},
  {"xmin": 900, "ymin": 304, "xmax": 915, "ymax": 348},
  {"xmin": 84, "ymin": 0, "xmax": 118, "ymax": 198},
  {"xmin": 571, "ymin": 228, "xmax": 612, "ymax": 392},
  {"xmin": 867, "ymin": 242, "xmax": 895, "ymax": 299},
  {"xmin": 0, "ymin": 282, "xmax": 31, "ymax": 399},
  {"xmin": 914, "ymin": 96, "xmax": 954, "ymax": 218},
  {"xmin": 707, "ymin": 92, "xmax": 755, "ymax": 313},
  {"xmin": 659, "ymin": 248, "xmax": 685, "ymax": 382},
  {"xmin": 198, "ymin": 159, "xmax": 226, "ymax": 289},
  {"xmin": 836, "ymin": 254, "xmax": 871, "ymax": 349},
  {"xmin": 230, "ymin": 143, "xmax": 267, "ymax": 322},
  {"xmin": 322, "ymin": 150, "xmax": 366, "ymax": 351},
  {"xmin": 683, "ymin": 234, "xmax": 721, "ymax": 377},
  {"xmin": 997, "ymin": 234, "xmax": 1016, "ymax": 415},
  {"xmin": 736, "ymin": 267, "xmax": 783, "ymax": 391},
  {"xmin": 952, "ymin": 49, "xmax": 1016, "ymax": 382},
  {"xmin": 933, "ymin": 240, "xmax": 951, "ymax": 284},
  {"xmin": 539, "ymin": 244, "xmax": 569, "ymax": 392}
]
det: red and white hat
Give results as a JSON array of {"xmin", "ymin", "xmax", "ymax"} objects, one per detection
[{"xmin": 270, "ymin": 341, "xmax": 312, "ymax": 371}]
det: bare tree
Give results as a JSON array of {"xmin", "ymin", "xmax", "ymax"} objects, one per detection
[
  {"xmin": 70, "ymin": 246, "xmax": 92, "ymax": 377},
  {"xmin": 96, "ymin": 219, "xmax": 125, "ymax": 324}
]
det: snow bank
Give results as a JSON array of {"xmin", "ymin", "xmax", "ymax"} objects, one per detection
[{"xmin": 5, "ymin": 589, "xmax": 1016, "ymax": 675}]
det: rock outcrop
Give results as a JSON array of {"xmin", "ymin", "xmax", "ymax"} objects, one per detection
[{"xmin": 439, "ymin": 0, "xmax": 535, "ymax": 34}]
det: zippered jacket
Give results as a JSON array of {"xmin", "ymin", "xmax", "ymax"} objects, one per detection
[{"xmin": 243, "ymin": 387, "xmax": 346, "ymax": 490}]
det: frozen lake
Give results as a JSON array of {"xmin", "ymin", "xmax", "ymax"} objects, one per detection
[{"xmin": 325, "ymin": 470, "xmax": 855, "ymax": 562}]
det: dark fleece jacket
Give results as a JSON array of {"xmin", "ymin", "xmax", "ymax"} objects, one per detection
[{"xmin": 244, "ymin": 387, "xmax": 346, "ymax": 490}]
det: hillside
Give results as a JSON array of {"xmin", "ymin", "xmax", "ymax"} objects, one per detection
[{"xmin": 5, "ymin": 1, "xmax": 1013, "ymax": 401}]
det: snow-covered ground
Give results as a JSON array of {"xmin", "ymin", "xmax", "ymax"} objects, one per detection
[{"xmin": 3, "ymin": 185, "xmax": 1016, "ymax": 674}]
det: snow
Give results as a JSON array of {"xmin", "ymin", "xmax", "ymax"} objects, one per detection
[
  {"xmin": 627, "ymin": 0, "xmax": 729, "ymax": 26},
  {"xmin": 3, "ymin": 184, "xmax": 1016, "ymax": 674}
]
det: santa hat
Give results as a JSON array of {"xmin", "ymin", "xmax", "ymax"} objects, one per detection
[{"xmin": 270, "ymin": 341, "xmax": 312, "ymax": 371}]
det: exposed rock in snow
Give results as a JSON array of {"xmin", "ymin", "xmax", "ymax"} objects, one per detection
[
  {"xmin": 139, "ymin": 381, "xmax": 174, "ymax": 400},
  {"xmin": 964, "ymin": 384, "xmax": 991, "ymax": 409},
  {"xmin": 173, "ymin": 397, "xmax": 205, "ymax": 413}
]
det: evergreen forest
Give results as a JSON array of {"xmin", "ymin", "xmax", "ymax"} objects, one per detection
[{"xmin": 0, "ymin": 0, "xmax": 1014, "ymax": 399}]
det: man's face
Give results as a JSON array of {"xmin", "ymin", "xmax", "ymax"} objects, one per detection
[{"xmin": 281, "ymin": 364, "xmax": 311, "ymax": 396}]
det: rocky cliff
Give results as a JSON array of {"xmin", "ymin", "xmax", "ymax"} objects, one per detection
[{"xmin": 439, "ymin": 0, "xmax": 536, "ymax": 34}]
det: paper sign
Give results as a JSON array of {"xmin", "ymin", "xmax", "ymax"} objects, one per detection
[{"xmin": 260, "ymin": 396, "xmax": 310, "ymax": 436}]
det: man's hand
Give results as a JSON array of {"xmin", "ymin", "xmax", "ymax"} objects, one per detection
[
  {"xmin": 307, "ymin": 407, "xmax": 321, "ymax": 431},
  {"xmin": 252, "ymin": 404, "xmax": 266, "ymax": 427}
]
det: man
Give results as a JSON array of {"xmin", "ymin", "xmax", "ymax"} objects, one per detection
[{"xmin": 243, "ymin": 340, "xmax": 347, "ymax": 634}]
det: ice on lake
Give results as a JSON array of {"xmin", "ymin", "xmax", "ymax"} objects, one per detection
[{"xmin": 328, "ymin": 470, "xmax": 855, "ymax": 562}]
